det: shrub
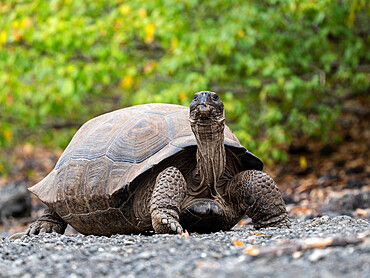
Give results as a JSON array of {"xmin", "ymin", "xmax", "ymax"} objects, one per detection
[{"xmin": 0, "ymin": 0, "xmax": 368, "ymax": 169}]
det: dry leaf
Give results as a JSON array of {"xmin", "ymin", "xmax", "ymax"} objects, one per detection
[
  {"xmin": 291, "ymin": 207, "xmax": 314, "ymax": 215},
  {"xmin": 292, "ymin": 251, "xmax": 302, "ymax": 259},
  {"xmin": 255, "ymin": 232, "xmax": 265, "ymax": 236},
  {"xmin": 237, "ymin": 219, "xmax": 246, "ymax": 225},
  {"xmin": 181, "ymin": 230, "xmax": 189, "ymax": 238},
  {"xmin": 232, "ymin": 240, "xmax": 245, "ymax": 247},
  {"xmin": 304, "ymin": 238, "xmax": 333, "ymax": 249},
  {"xmin": 143, "ymin": 60, "xmax": 157, "ymax": 74},
  {"xmin": 354, "ymin": 208, "xmax": 369, "ymax": 217},
  {"xmin": 244, "ymin": 248, "xmax": 260, "ymax": 256}
]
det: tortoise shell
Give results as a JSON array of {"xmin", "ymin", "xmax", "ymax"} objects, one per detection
[{"xmin": 29, "ymin": 103, "xmax": 263, "ymax": 234}]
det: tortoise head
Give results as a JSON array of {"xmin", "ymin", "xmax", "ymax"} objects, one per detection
[{"xmin": 189, "ymin": 91, "xmax": 225, "ymax": 123}]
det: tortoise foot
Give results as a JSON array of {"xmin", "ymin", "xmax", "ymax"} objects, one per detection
[
  {"xmin": 27, "ymin": 220, "xmax": 63, "ymax": 235},
  {"xmin": 150, "ymin": 166, "xmax": 187, "ymax": 234},
  {"xmin": 229, "ymin": 170, "xmax": 290, "ymax": 229},
  {"xmin": 151, "ymin": 209, "xmax": 183, "ymax": 234},
  {"xmin": 27, "ymin": 208, "xmax": 67, "ymax": 235},
  {"xmin": 254, "ymin": 212, "xmax": 291, "ymax": 229}
]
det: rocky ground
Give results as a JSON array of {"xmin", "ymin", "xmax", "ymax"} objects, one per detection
[{"xmin": 0, "ymin": 216, "xmax": 369, "ymax": 278}]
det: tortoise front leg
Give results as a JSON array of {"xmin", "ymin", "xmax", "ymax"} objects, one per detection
[
  {"xmin": 27, "ymin": 208, "xmax": 67, "ymax": 235},
  {"xmin": 229, "ymin": 170, "xmax": 290, "ymax": 229},
  {"xmin": 150, "ymin": 166, "xmax": 187, "ymax": 234}
]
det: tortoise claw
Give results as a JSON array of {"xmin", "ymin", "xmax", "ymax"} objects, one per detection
[
  {"xmin": 151, "ymin": 210, "xmax": 183, "ymax": 234},
  {"xmin": 27, "ymin": 220, "xmax": 66, "ymax": 235},
  {"xmin": 26, "ymin": 208, "xmax": 67, "ymax": 235},
  {"xmin": 8, "ymin": 232, "xmax": 27, "ymax": 240},
  {"xmin": 27, "ymin": 222, "xmax": 39, "ymax": 235},
  {"xmin": 254, "ymin": 213, "xmax": 291, "ymax": 229},
  {"xmin": 27, "ymin": 221, "xmax": 49, "ymax": 235}
]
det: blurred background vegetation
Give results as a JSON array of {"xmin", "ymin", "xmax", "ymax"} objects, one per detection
[{"xmin": 0, "ymin": 0, "xmax": 368, "ymax": 175}]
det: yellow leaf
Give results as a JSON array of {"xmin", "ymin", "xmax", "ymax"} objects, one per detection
[
  {"xmin": 21, "ymin": 17, "xmax": 32, "ymax": 28},
  {"xmin": 0, "ymin": 30, "xmax": 7, "ymax": 45},
  {"xmin": 12, "ymin": 20, "xmax": 20, "ymax": 29},
  {"xmin": 178, "ymin": 91, "xmax": 186, "ymax": 102},
  {"xmin": 170, "ymin": 36, "xmax": 178, "ymax": 52},
  {"xmin": 138, "ymin": 8, "xmax": 147, "ymax": 18},
  {"xmin": 233, "ymin": 240, "xmax": 245, "ymax": 247},
  {"xmin": 119, "ymin": 4, "xmax": 131, "ymax": 15},
  {"xmin": 114, "ymin": 19, "xmax": 123, "ymax": 30},
  {"xmin": 237, "ymin": 29, "xmax": 245, "ymax": 38},
  {"xmin": 4, "ymin": 128, "xmax": 12, "ymax": 142},
  {"xmin": 120, "ymin": 75, "xmax": 133, "ymax": 88},
  {"xmin": 255, "ymin": 232, "xmax": 265, "ymax": 236},
  {"xmin": 145, "ymin": 23, "xmax": 155, "ymax": 44},
  {"xmin": 299, "ymin": 156, "xmax": 307, "ymax": 169}
]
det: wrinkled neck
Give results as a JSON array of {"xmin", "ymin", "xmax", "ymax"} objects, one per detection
[{"xmin": 190, "ymin": 120, "xmax": 226, "ymax": 188}]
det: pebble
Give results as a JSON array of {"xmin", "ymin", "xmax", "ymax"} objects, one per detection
[
  {"xmin": 0, "ymin": 216, "xmax": 369, "ymax": 278},
  {"xmin": 308, "ymin": 248, "xmax": 332, "ymax": 262}
]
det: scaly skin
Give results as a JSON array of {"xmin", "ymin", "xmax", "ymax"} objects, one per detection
[
  {"xmin": 228, "ymin": 170, "xmax": 290, "ymax": 228},
  {"xmin": 150, "ymin": 166, "xmax": 187, "ymax": 234},
  {"xmin": 26, "ymin": 208, "xmax": 67, "ymax": 235}
]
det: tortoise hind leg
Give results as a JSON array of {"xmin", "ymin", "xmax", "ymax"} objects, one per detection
[
  {"xmin": 229, "ymin": 170, "xmax": 290, "ymax": 229},
  {"xmin": 27, "ymin": 208, "xmax": 67, "ymax": 235},
  {"xmin": 150, "ymin": 166, "xmax": 187, "ymax": 234}
]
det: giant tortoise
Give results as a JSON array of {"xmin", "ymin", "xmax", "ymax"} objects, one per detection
[{"xmin": 27, "ymin": 91, "xmax": 290, "ymax": 236}]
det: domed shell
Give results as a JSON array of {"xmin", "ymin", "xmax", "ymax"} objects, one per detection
[{"xmin": 29, "ymin": 104, "xmax": 262, "ymax": 216}]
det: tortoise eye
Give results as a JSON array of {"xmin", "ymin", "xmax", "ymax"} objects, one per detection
[
  {"xmin": 193, "ymin": 95, "xmax": 199, "ymax": 101},
  {"xmin": 212, "ymin": 94, "xmax": 219, "ymax": 101}
]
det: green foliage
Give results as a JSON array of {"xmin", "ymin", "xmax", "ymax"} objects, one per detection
[{"xmin": 0, "ymin": 0, "xmax": 368, "ymax": 167}]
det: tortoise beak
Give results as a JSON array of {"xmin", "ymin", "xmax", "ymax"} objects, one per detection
[{"xmin": 198, "ymin": 104, "xmax": 211, "ymax": 119}]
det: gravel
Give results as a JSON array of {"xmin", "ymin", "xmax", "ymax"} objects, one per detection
[{"xmin": 1, "ymin": 215, "xmax": 369, "ymax": 278}]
